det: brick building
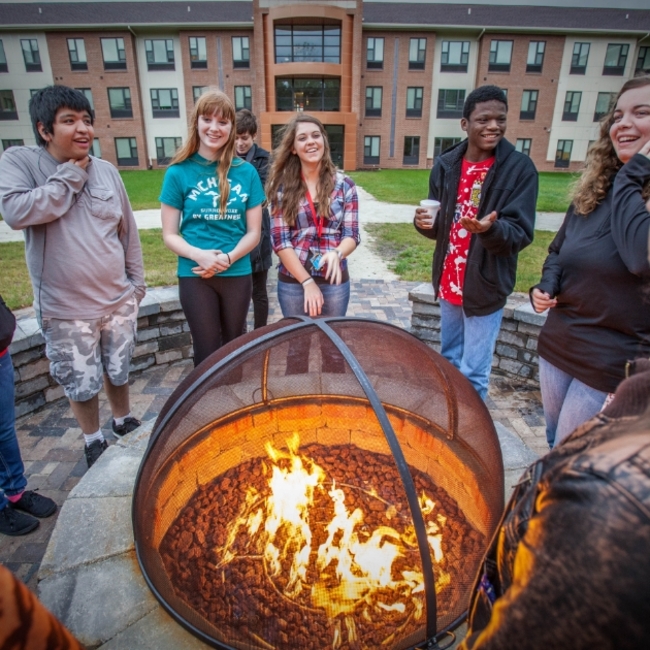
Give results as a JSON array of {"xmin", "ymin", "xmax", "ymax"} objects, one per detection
[{"xmin": 1, "ymin": 0, "xmax": 649, "ymax": 172}]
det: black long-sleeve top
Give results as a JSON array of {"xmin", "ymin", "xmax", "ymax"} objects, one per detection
[{"xmin": 534, "ymin": 153, "xmax": 650, "ymax": 393}]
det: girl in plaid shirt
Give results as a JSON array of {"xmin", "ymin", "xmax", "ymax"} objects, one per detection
[{"xmin": 267, "ymin": 115, "xmax": 360, "ymax": 319}]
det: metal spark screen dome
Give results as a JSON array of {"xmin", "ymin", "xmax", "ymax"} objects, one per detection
[{"xmin": 132, "ymin": 317, "xmax": 504, "ymax": 650}]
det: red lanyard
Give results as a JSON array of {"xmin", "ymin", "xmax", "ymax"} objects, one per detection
[{"xmin": 302, "ymin": 174, "xmax": 324, "ymax": 240}]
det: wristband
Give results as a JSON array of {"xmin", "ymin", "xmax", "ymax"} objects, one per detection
[
  {"xmin": 225, "ymin": 253, "xmax": 231, "ymax": 265},
  {"xmin": 335, "ymin": 249, "xmax": 343, "ymax": 261},
  {"xmin": 301, "ymin": 277, "xmax": 315, "ymax": 287}
]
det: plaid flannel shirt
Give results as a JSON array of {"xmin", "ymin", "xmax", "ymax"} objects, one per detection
[{"xmin": 270, "ymin": 171, "xmax": 360, "ymax": 279}]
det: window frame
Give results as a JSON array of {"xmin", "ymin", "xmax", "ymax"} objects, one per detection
[
  {"xmin": 150, "ymin": 88, "xmax": 180, "ymax": 118},
  {"xmin": 603, "ymin": 43, "xmax": 629, "ymax": 76},
  {"xmin": 403, "ymin": 136, "xmax": 420, "ymax": 165},
  {"xmin": 406, "ymin": 86, "xmax": 424, "ymax": 118},
  {"xmin": 562, "ymin": 91, "xmax": 582, "ymax": 122},
  {"xmin": 234, "ymin": 85, "xmax": 252, "ymax": 111},
  {"xmin": 434, "ymin": 137, "xmax": 462, "ymax": 159},
  {"xmin": 570, "ymin": 42, "xmax": 590, "ymax": 75},
  {"xmin": 2, "ymin": 138, "xmax": 24, "ymax": 150},
  {"xmin": 145, "ymin": 39, "xmax": 175, "ymax": 71},
  {"xmin": 21, "ymin": 39, "xmax": 42, "ymax": 72},
  {"xmin": 520, "ymin": 89, "xmax": 538, "ymax": 120},
  {"xmin": 275, "ymin": 77, "xmax": 340, "ymax": 112},
  {"xmin": 363, "ymin": 135, "xmax": 380, "ymax": 165},
  {"xmin": 192, "ymin": 86, "xmax": 207, "ymax": 103},
  {"xmin": 107, "ymin": 87, "xmax": 133, "ymax": 119},
  {"xmin": 554, "ymin": 139, "xmax": 573, "ymax": 168},
  {"xmin": 75, "ymin": 88, "xmax": 94, "ymax": 112},
  {"xmin": 365, "ymin": 86, "xmax": 382, "ymax": 117},
  {"xmin": 101, "ymin": 38, "xmax": 127, "ymax": 71},
  {"xmin": 366, "ymin": 37, "xmax": 384, "ymax": 70},
  {"xmin": 515, "ymin": 138, "xmax": 532, "ymax": 156},
  {"xmin": 67, "ymin": 38, "xmax": 88, "ymax": 71},
  {"xmin": 232, "ymin": 36, "xmax": 250, "ymax": 69},
  {"xmin": 488, "ymin": 40, "xmax": 513, "ymax": 73},
  {"xmin": 0, "ymin": 89, "xmax": 18, "ymax": 120},
  {"xmin": 114, "ymin": 137, "xmax": 139, "ymax": 167},
  {"xmin": 437, "ymin": 88, "xmax": 465, "ymax": 119},
  {"xmin": 408, "ymin": 38, "xmax": 427, "ymax": 70},
  {"xmin": 440, "ymin": 41, "xmax": 470, "ymax": 73},
  {"xmin": 636, "ymin": 46, "xmax": 650, "ymax": 75},
  {"xmin": 526, "ymin": 41, "xmax": 545, "ymax": 73},
  {"xmin": 189, "ymin": 36, "xmax": 207, "ymax": 69},
  {"xmin": 0, "ymin": 40, "xmax": 7, "ymax": 73},
  {"xmin": 274, "ymin": 23, "xmax": 341, "ymax": 64},
  {"xmin": 155, "ymin": 136, "xmax": 182, "ymax": 165},
  {"xmin": 593, "ymin": 92, "xmax": 616, "ymax": 122}
]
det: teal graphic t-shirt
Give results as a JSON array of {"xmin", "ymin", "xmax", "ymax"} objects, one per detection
[{"xmin": 159, "ymin": 154, "xmax": 265, "ymax": 277}]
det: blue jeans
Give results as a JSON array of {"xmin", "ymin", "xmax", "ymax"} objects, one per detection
[
  {"xmin": 439, "ymin": 299, "xmax": 503, "ymax": 400},
  {"xmin": 277, "ymin": 280, "xmax": 351, "ymax": 318},
  {"xmin": 277, "ymin": 280, "xmax": 350, "ymax": 374},
  {"xmin": 539, "ymin": 356, "xmax": 608, "ymax": 448},
  {"xmin": 0, "ymin": 352, "xmax": 27, "ymax": 511}
]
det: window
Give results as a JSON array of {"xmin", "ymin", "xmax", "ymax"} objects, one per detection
[
  {"xmin": 75, "ymin": 88, "xmax": 94, "ymax": 111},
  {"xmin": 406, "ymin": 87, "xmax": 423, "ymax": 117},
  {"xmin": 21, "ymin": 39, "xmax": 41, "ymax": 72},
  {"xmin": 30, "ymin": 89, "xmax": 42, "ymax": 97},
  {"xmin": 603, "ymin": 43, "xmax": 629, "ymax": 76},
  {"xmin": 571, "ymin": 42, "xmax": 589, "ymax": 74},
  {"xmin": 0, "ymin": 40, "xmax": 7, "ymax": 73},
  {"xmin": 515, "ymin": 138, "xmax": 531, "ymax": 156},
  {"xmin": 555, "ymin": 140, "xmax": 573, "ymax": 168},
  {"xmin": 101, "ymin": 38, "xmax": 126, "ymax": 70},
  {"xmin": 636, "ymin": 46, "xmax": 650, "ymax": 75},
  {"xmin": 520, "ymin": 89, "xmax": 538, "ymax": 120},
  {"xmin": 155, "ymin": 137, "xmax": 181, "ymax": 165},
  {"xmin": 145, "ymin": 39, "xmax": 175, "ymax": 71},
  {"xmin": 90, "ymin": 139, "xmax": 101, "ymax": 158},
  {"xmin": 151, "ymin": 88, "xmax": 179, "ymax": 118},
  {"xmin": 67, "ymin": 38, "xmax": 87, "ymax": 71},
  {"xmin": 526, "ymin": 41, "xmax": 545, "ymax": 73},
  {"xmin": 441, "ymin": 41, "xmax": 469, "ymax": 72},
  {"xmin": 189, "ymin": 37, "xmax": 207, "ymax": 69},
  {"xmin": 114, "ymin": 137, "xmax": 138, "ymax": 166},
  {"xmin": 235, "ymin": 86, "xmax": 252, "ymax": 110},
  {"xmin": 364, "ymin": 136, "xmax": 380, "ymax": 165},
  {"xmin": 409, "ymin": 38, "xmax": 426, "ymax": 70},
  {"xmin": 0, "ymin": 90, "xmax": 18, "ymax": 120},
  {"xmin": 324, "ymin": 125, "xmax": 344, "ymax": 169},
  {"xmin": 562, "ymin": 91, "xmax": 581, "ymax": 121},
  {"xmin": 366, "ymin": 37, "xmax": 384, "ymax": 69},
  {"xmin": 193, "ymin": 86, "xmax": 207, "ymax": 103},
  {"xmin": 501, "ymin": 88, "xmax": 508, "ymax": 100},
  {"xmin": 434, "ymin": 137, "xmax": 461, "ymax": 158},
  {"xmin": 437, "ymin": 89, "xmax": 465, "ymax": 119},
  {"xmin": 274, "ymin": 23, "xmax": 341, "ymax": 64},
  {"xmin": 594, "ymin": 92, "xmax": 616, "ymax": 121},
  {"xmin": 275, "ymin": 77, "xmax": 340, "ymax": 112},
  {"xmin": 232, "ymin": 36, "xmax": 250, "ymax": 69},
  {"xmin": 107, "ymin": 87, "xmax": 132, "ymax": 118},
  {"xmin": 403, "ymin": 136, "xmax": 420, "ymax": 165},
  {"xmin": 2, "ymin": 139, "xmax": 23, "ymax": 150},
  {"xmin": 365, "ymin": 86, "xmax": 382, "ymax": 117},
  {"xmin": 489, "ymin": 40, "xmax": 513, "ymax": 72}
]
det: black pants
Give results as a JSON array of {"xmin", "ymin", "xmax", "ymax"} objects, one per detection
[
  {"xmin": 179, "ymin": 275, "xmax": 252, "ymax": 367},
  {"xmin": 251, "ymin": 270, "xmax": 269, "ymax": 329}
]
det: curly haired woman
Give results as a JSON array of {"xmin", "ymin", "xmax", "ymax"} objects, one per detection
[{"xmin": 531, "ymin": 75, "xmax": 650, "ymax": 448}]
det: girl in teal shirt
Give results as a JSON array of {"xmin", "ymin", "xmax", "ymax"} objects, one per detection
[{"xmin": 160, "ymin": 89, "xmax": 264, "ymax": 366}]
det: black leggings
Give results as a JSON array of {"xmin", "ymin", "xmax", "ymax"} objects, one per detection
[
  {"xmin": 251, "ymin": 270, "xmax": 269, "ymax": 329},
  {"xmin": 179, "ymin": 275, "xmax": 252, "ymax": 367}
]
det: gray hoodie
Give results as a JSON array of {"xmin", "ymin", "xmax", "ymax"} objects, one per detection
[{"xmin": 0, "ymin": 146, "xmax": 145, "ymax": 320}]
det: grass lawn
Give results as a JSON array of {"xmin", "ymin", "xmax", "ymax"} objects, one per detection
[
  {"xmin": 348, "ymin": 169, "xmax": 578, "ymax": 213},
  {"xmin": 119, "ymin": 169, "xmax": 166, "ymax": 210},
  {"xmin": 365, "ymin": 223, "xmax": 555, "ymax": 292}
]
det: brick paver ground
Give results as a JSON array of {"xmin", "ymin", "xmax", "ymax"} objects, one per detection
[{"xmin": 0, "ymin": 277, "xmax": 544, "ymax": 591}]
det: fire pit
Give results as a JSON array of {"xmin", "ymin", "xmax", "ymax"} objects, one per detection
[{"xmin": 133, "ymin": 317, "xmax": 504, "ymax": 649}]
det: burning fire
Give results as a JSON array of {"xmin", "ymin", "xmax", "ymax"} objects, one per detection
[{"xmin": 215, "ymin": 434, "xmax": 450, "ymax": 647}]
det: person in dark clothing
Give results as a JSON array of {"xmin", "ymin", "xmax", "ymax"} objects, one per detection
[
  {"xmin": 461, "ymin": 358, "xmax": 650, "ymax": 650},
  {"xmin": 236, "ymin": 109, "xmax": 273, "ymax": 329},
  {"xmin": 414, "ymin": 85, "xmax": 538, "ymax": 399},
  {"xmin": 531, "ymin": 75, "xmax": 650, "ymax": 448}
]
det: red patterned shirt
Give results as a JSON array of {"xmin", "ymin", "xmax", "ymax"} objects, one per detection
[{"xmin": 439, "ymin": 156, "xmax": 495, "ymax": 305}]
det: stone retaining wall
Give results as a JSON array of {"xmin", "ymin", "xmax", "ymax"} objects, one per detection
[
  {"xmin": 408, "ymin": 283, "xmax": 547, "ymax": 386},
  {"xmin": 10, "ymin": 287, "xmax": 193, "ymax": 419}
]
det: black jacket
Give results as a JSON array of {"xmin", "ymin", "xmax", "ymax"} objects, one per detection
[
  {"xmin": 462, "ymin": 364, "xmax": 650, "ymax": 650},
  {"xmin": 416, "ymin": 138, "xmax": 538, "ymax": 316},
  {"xmin": 533, "ymin": 154, "xmax": 650, "ymax": 393},
  {"xmin": 243, "ymin": 144, "xmax": 272, "ymax": 273},
  {"xmin": 0, "ymin": 294, "xmax": 16, "ymax": 352}
]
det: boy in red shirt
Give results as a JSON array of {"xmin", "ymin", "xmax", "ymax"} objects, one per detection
[{"xmin": 414, "ymin": 85, "xmax": 538, "ymax": 399}]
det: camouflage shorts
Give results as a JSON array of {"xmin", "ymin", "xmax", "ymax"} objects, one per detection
[{"xmin": 41, "ymin": 296, "xmax": 138, "ymax": 402}]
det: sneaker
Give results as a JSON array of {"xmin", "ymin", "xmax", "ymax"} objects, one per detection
[
  {"xmin": 112, "ymin": 416, "xmax": 141, "ymax": 440},
  {"xmin": 11, "ymin": 490, "xmax": 57, "ymax": 518},
  {"xmin": 0, "ymin": 505, "xmax": 39, "ymax": 536},
  {"xmin": 85, "ymin": 439, "xmax": 108, "ymax": 468}
]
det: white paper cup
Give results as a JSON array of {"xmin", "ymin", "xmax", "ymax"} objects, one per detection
[{"xmin": 420, "ymin": 199, "xmax": 441, "ymax": 226}]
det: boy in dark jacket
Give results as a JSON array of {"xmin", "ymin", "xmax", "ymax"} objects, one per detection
[
  {"xmin": 414, "ymin": 85, "xmax": 538, "ymax": 399},
  {"xmin": 236, "ymin": 109, "xmax": 272, "ymax": 329}
]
